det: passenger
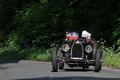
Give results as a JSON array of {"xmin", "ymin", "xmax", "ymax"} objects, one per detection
[{"xmin": 81, "ymin": 30, "xmax": 91, "ymax": 39}]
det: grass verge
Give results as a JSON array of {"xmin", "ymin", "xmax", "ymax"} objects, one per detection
[
  {"xmin": 99, "ymin": 39, "xmax": 120, "ymax": 68},
  {"xmin": 102, "ymin": 48, "xmax": 120, "ymax": 68},
  {"xmin": 0, "ymin": 47, "xmax": 51, "ymax": 61}
]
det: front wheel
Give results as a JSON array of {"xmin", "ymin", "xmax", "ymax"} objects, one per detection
[
  {"xmin": 94, "ymin": 49, "xmax": 102, "ymax": 72},
  {"xmin": 52, "ymin": 48, "xmax": 58, "ymax": 72}
]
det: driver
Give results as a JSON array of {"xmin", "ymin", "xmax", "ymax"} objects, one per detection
[
  {"xmin": 65, "ymin": 29, "xmax": 71, "ymax": 41},
  {"xmin": 62, "ymin": 29, "xmax": 71, "ymax": 45}
]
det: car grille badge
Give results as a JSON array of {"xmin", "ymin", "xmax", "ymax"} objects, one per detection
[{"xmin": 76, "ymin": 41, "xmax": 79, "ymax": 44}]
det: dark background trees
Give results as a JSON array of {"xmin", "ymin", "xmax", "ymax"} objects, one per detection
[{"xmin": 0, "ymin": 0, "xmax": 120, "ymax": 49}]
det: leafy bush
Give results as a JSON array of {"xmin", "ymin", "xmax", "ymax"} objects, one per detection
[
  {"xmin": 1, "ymin": 0, "xmax": 120, "ymax": 49},
  {"xmin": 0, "ymin": 47, "xmax": 51, "ymax": 61},
  {"xmin": 98, "ymin": 39, "xmax": 120, "ymax": 68}
]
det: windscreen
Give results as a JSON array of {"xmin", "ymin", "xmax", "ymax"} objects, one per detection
[{"xmin": 70, "ymin": 32, "xmax": 78, "ymax": 36}]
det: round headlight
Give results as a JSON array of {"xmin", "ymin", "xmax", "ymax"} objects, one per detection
[
  {"xmin": 62, "ymin": 44, "xmax": 69, "ymax": 52},
  {"xmin": 85, "ymin": 45, "xmax": 92, "ymax": 53}
]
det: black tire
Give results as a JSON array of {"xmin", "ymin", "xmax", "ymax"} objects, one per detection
[
  {"xmin": 59, "ymin": 48, "xmax": 64, "ymax": 69},
  {"xmin": 93, "ymin": 43, "xmax": 97, "ymax": 59},
  {"xmin": 99, "ymin": 51, "xmax": 103, "ymax": 71},
  {"xmin": 99, "ymin": 64, "xmax": 102, "ymax": 71},
  {"xmin": 52, "ymin": 48, "xmax": 58, "ymax": 72},
  {"xmin": 94, "ymin": 49, "xmax": 102, "ymax": 72},
  {"xmin": 92, "ymin": 38, "xmax": 98, "ymax": 59}
]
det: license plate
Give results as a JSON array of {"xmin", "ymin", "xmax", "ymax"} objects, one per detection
[{"xmin": 70, "ymin": 57, "xmax": 83, "ymax": 60}]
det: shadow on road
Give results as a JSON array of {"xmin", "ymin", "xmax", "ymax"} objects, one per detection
[
  {"xmin": 0, "ymin": 58, "xmax": 19, "ymax": 64},
  {"xmin": 50, "ymin": 68, "xmax": 95, "ymax": 72},
  {"xmin": 0, "ymin": 58, "xmax": 20, "ymax": 70},
  {"xmin": 64, "ymin": 68, "xmax": 94, "ymax": 72},
  {"xmin": 14, "ymin": 76, "xmax": 120, "ymax": 80}
]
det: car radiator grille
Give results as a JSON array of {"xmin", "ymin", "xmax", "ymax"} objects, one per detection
[{"xmin": 71, "ymin": 43, "xmax": 83, "ymax": 58}]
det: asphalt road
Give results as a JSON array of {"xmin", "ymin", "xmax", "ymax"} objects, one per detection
[{"xmin": 0, "ymin": 59, "xmax": 120, "ymax": 80}]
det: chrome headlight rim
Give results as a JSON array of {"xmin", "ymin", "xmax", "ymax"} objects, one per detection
[
  {"xmin": 62, "ymin": 44, "xmax": 70, "ymax": 52},
  {"xmin": 85, "ymin": 45, "xmax": 93, "ymax": 53}
]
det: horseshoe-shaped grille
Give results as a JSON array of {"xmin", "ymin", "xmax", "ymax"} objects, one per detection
[{"xmin": 71, "ymin": 42, "xmax": 84, "ymax": 58}]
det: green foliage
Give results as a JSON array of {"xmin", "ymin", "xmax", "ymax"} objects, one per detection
[
  {"xmin": 98, "ymin": 40, "xmax": 120, "ymax": 68},
  {"xmin": 0, "ymin": 47, "xmax": 51, "ymax": 61},
  {"xmin": 112, "ymin": 17, "xmax": 120, "ymax": 46},
  {"xmin": 0, "ymin": 0, "xmax": 120, "ymax": 48},
  {"xmin": 0, "ymin": 0, "xmax": 36, "ymax": 42},
  {"xmin": 0, "ymin": 0, "xmax": 120, "ymax": 66},
  {"xmin": 103, "ymin": 50, "xmax": 120, "ymax": 68}
]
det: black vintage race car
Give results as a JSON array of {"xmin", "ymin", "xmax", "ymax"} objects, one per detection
[{"xmin": 51, "ymin": 32, "xmax": 103, "ymax": 72}]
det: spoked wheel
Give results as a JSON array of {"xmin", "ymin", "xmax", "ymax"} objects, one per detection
[
  {"xmin": 94, "ymin": 49, "xmax": 102, "ymax": 72},
  {"xmin": 59, "ymin": 48, "xmax": 64, "ymax": 69},
  {"xmin": 52, "ymin": 48, "xmax": 58, "ymax": 72}
]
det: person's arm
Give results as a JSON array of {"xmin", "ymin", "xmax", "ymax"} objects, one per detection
[
  {"xmin": 65, "ymin": 37, "xmax": 69, "ymax": 41},
  {"xmin": 62, "ymin": 39, "xmax": 68, "ymax": 46},
  {"xmin": 62, "ymin": 39, "xmax": 65, "ymax": 46}
]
